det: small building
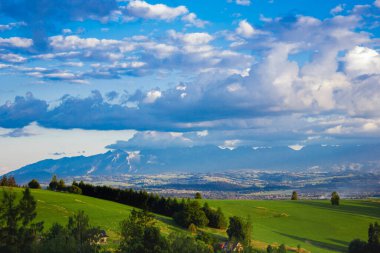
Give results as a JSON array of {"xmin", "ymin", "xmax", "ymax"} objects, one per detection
[{"xmin": 98, "ymin": 230, "xmax": 109, "ymax": 244}]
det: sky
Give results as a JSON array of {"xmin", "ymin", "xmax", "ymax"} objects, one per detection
[{"xmin": 1, "ymin": 0, "xmax": 380, "ymax": 173}]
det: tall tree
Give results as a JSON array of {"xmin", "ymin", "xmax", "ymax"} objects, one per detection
[
  {"xmin": 226, "ymin": 216, "xmax": 252, "ymax": 246},
  {"xmin": 331, "ymin": 191, "xmax": 340, "ymax": 206},
  {"xmin": 0, "ymin": 188, "xmax": 43, "ymax": 253},
  {"xmin": 119, "ymin": 209, "xmax": 168, "ymax": 253},
  {"xmin": 291, "ymin": 191, "xmax": 298, "ymax": 200},
  {"xmin": 49, "ymin": 175, "xmax": 58, "ymax": 191}
]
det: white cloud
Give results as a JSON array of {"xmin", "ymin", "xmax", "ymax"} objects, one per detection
[
  {"xmin": 126, "ymin": 0, "xmax": 188, "ymax": 21},
  {"xmin": 143, "ymin": 90, "xmax": 162, "ymax": 103},
  {"xmin": 0, "ymin": 37, "xmax": 33, "ymax": 48},
  {"xmin": 0, "ymin": 22, "xmax": 26, "ymax": 31},
  {"xmin": 374, "ymin": 0, "xmax": 380, "ymax": 8},
  {"xmin": 236, "ymin": 20, "xmax": 263, "ymax": 38},
  {"xmin": 49, "ymin": 35, "xmax": 121, "ymax": 50},
  {"xmin": 288, "ymin": 144, "xmax": 304, "ymax": 151},
  {"xmin": 0, "ymin": 53, "xmax": 27, "ymax": 63},
  {"xmin": 330, "ymin": 5, "xmax": 344, "ymax": 15},
  {"xmin": 236, "ymin": 0, "xmax": 251, "ymax": 6},
  {"xmin": 345, "ymin": 46, "xmax": 380, "ymax": 77},
  {"xmin": 219, "ymin": 139, "xmax": 240, "ymax": 150},
  {"xmin": 182, "ymin": 13, "xmax": 208, "ymax": 28}
]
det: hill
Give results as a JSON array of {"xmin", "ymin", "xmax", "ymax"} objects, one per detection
[
  {"xmin": 6, "ymin": 144, "xmax": 380, "ymax": 184},
  {"xmin": 0, "ymin": 187, "xmax": 184, "ymax": 249},
  {"xmin": 1, "ymin": 187, "xmax": 379, "ymax": 252}
]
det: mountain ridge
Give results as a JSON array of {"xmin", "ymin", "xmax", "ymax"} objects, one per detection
[{"xmin": 6, "ymin": 144, "xmax": 380, "ymax": 184}]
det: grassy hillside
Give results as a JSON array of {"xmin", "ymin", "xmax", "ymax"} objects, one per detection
[
  {"xmin": 0, "ymin": 187, "xmax": 184, "ymax": 249},
  {"xmin": 1, "ymin": 187, "xmax": 379, "ymax": 252},
  {"xmin": 205, "ymin": 199, "xmax": 380, "ymax": 253}
]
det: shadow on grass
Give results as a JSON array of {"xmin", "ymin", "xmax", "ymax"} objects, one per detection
[
  {"xmin": 293, "ymin": 200, "xmax": 380, "ymax": 219},
  {"xmin": 274, "ymin": 231, "xmax": 348, "ymax": 252}
]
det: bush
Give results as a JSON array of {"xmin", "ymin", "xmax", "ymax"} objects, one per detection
[
  {"xmin": 28, "ymin": 179, "xmax": 41, "ymax": 189},
  {"xmin": 68, "ymin": 185, "xmax": 82, "ymax": 194}
]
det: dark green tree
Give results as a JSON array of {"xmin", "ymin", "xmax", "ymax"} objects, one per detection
[
  {"xmin": 368, "ymin": 222, "xmax": 380, "ymax": 252},
  {"xmin": 67, "ymin": 210, "xmax": 102, "ymax": 253},
  {"xmin": 174, "ymin": 201, "xmax": 209, "ymax": 228},
  {"xmin": 37, "ymin": 211, "xmax": 102, "ymax": 253},
  {"xmin": 57, "ymin": 179, "xmax": 66, "ymax": 191},
  {"xmin": 291, "ymin": 191, "xmax": 298, "ymax": 200},
  {"xmin": 348, "ymin": 239, "xmax": 368, "ymax": 253},
  {"xmin": 0, "ymin": 188, "xmax": 43, "ymax": 253},
  {"xmin": 331, "ymin": 191, "xmax": 340, "ymax": 205},
  {"xmin": 226, "ymin": 216, "xmax": 252, "ymax": 246},
  {"xmin": 195, "ymin": 192, "xmax": 202, "ymax": 199},
  {"xmin": 28, "ymin": 179, "xmax": 41, "ymax": 189},
  {"xmin": 49, "ymin": 175, "xmax": 58, "ymax": 191},
  {"xmin": 168, "ymin": 233, "xmax": 213, "ymax": 253},
  {"xmin": 119, "ymin": 209, "xmax": 168, "ymax": 253},
  {"xmin": 202, "ymin": 203, "xmax": 227, "ymax": 229}
]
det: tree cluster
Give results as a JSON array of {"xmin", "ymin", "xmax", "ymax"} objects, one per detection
[
  {"xmin": 349, "ymin": 222, "xmax": 380, "ymax": 253},
  {"xmin": 36, "ymin": 210, "xmax": 104, "ymax": 253},
  {"xmin": 48, "ymin": 176, "xmax": 82, "ymax": 194},
  {"xmin": 118, "ymin": 209, "xmax": 214, "ymax": 253},
  {"xmin": 0, "ymin": 176, "xmax": 17, "ymax": 187},
  {"xmin": 74, "ymin": 181, "xmax": 226, "ymax": 229}
]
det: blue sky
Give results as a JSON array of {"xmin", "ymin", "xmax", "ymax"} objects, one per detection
[{"xmin": 1, "ymin": 0, "xmax": 380, "ymax": 172}]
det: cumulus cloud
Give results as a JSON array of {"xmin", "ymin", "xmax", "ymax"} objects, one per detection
[
  {"xmin": 0, "ymin": 37, "xmax": 33, "ymax": 48},
  {"xmin": 344, "ymin": 46, "xmax": 380, "ymax": 77},
  {"xmin": 236, "ymin": 20, "xmax": 264, "ymax": 38},
  {"xmin": 182, "ymin": 13, "xmax": 209, "ymax": 28},
  {"xmin": 126, "ymin": 0, "xmax": 188, "ymax": 21}
]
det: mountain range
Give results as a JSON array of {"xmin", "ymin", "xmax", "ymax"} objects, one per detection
[{"xmin": 5, "ymin": 144, "xmax": 380, "ymax": 184}]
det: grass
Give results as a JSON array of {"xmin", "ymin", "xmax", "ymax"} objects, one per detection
[
  {"xmin": 1, "ymin": 187, "xmax": 379, "ymax": 252},
  {"xmin": 205, "ymin": 199, "xmax": 380, "ymax": 253}
]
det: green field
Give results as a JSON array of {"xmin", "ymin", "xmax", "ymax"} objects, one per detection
[
  {"xmin": 205, "ymin": 199, "xmax": 380, "ymax": 253},
  {"xmin": 1, "ymin": 187, "xmax": 379, "ymax": 253}
]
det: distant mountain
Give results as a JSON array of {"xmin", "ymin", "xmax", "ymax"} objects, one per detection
[{"xmin": 6, "ymin": 144, "xmax": 380, "ymax": 184}]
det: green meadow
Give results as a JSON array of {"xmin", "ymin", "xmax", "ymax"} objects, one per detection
[
  {"xmin": 205, "ymin": 199, "xmax": 380, "ymax": 253},
  {"xmin": 1, "ymin": 187, "xmax": 379, "ymax": 253}
]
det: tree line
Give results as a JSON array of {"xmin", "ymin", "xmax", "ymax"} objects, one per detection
[{"xmin": 70, "ymin": 180, "xmax": 227, "ymax": 230}]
